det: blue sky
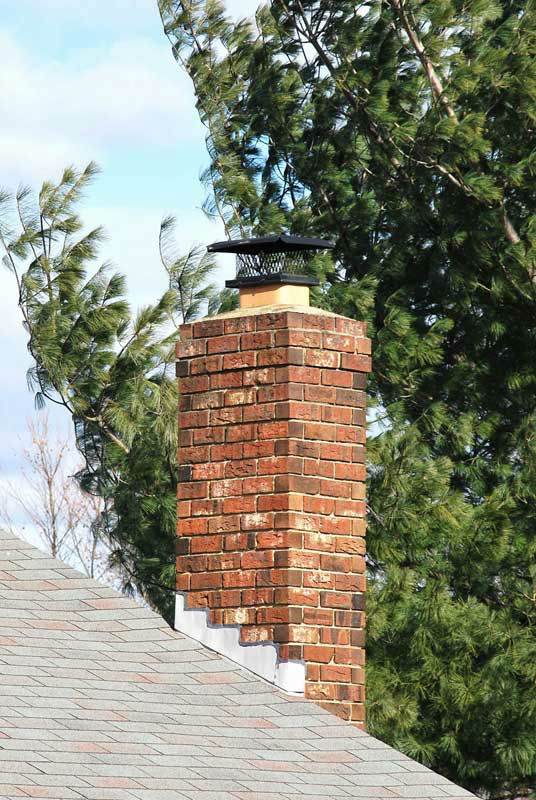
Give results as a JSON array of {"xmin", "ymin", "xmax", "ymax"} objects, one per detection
[{"xmin": 0, "ymin": 0, "xmax": 257, "ymax": 497}]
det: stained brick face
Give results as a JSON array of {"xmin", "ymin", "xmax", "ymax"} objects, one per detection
[{"xmin": 176, "ymin": 308, "xmax": 371, "ymax": 726}]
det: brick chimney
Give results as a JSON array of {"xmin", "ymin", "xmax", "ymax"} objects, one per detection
[{"xmin": 175, "ymin": 238, "xmax": 371, "ymax": 725}]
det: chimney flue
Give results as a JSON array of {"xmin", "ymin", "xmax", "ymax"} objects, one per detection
[{"xmin": 208, "ymin": 234, "xmax": 333, "ymax": 309}]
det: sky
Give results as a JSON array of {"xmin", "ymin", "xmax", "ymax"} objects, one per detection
[{"xmin": 0, "ymin": 0, "xmax": 258, "ymax": 537}]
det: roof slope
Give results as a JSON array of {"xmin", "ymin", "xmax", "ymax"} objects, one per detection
[{"xmin": 0, "ymin": 530, "xmax": 476, "ymax": 800}]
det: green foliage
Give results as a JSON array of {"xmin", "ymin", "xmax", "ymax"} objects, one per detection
[
  {"xmin": 0, "ymin": 164, "xmax": 222, "ymax": 623},
  {"xmin": 159, "ymin": 0, "xmax": 536, "ymax": 795}
]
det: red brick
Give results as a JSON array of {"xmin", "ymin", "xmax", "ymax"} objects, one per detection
[
  {"xmin": 181, "ymin": 375, "xmax": 209, "ymax": 393},
  {"xmin": 190, "ymin": 355, "xmax": 223, "ymax": 375},
  {"xmin": 208, "ymin": 514, "xmax": 240, "ymax": 534},
  {"xmin": 191, "ymin": 572, "xmax": 222, "ymax": 590},
  {"xmin": 224, "ymin": 608, "xmax": 256, "ymax": 625},
  {"xmin": 212, "ymin": 443, "xmax": 243, "ymax": 462},
  {"xmin": 226, "ymin": 423, "xmax": 257, "ymax": 443},
  {"xmin": 304, "ymin": 423, "xmax": 336, "ymax": 442},
  {"xmin": 335, "ymin": 499, "xmax": 366, "ymax": 517},
  {"xmin": 304, "ymin": 608, "xmax": 334, "ymax": 626},
  {"xmin": 335, "ymin": 462, "xmax": 366, "ymax": 481},
  {"xmin": 178, "ymin": 310, "xmax": 368, "ymax": 728},
  {"xmin": 301, "ymin": 312, "xmax": 336, "ymax": 331},
  {"xmin": 223, "ymin": 570, "xmax": 255, "ymax": 588},
  {"xmin": 304, "ymin": 645, "xmax": 334, "ymax": 663},
  {"xmin": 207, "ymin": 552, "xmax": 241, "ymax": 571},
  {"xmin": 224, "ymin": 458, "xmax": 257, "ymax": 477},
  {"xmin": 207, "ymin": 334, "xmax": 239, "ymax": 354},
  {"xmin": 258, "ymin": 494, "xmax": 303, "ymax": 512},
  {"xmin": 179, "ymin": 410, "xmax": 209, "ymax": 429},
  {"xmin": 224, "ymin": 533, "xmax": 250, "ymax": 550},
  {"xmin": 321, "ymin": 370, "xmax": 353, "ymax": 388},
  {"xmin": 275, "ymin": 401, "xmax": 320, "ymax": 421},
  {"xmin": 193, "ymin": 319, "xmax": 224, "ymax": 338},
  {"xmin": 191, "ymin": 463, "xmax": 224, "ymax": 481},
  {"xmin": 321, "ymin": 665, "xmax": 351, "ymax": 682},
  {"xmin": 241, "ymin": 512, "xmax": 273, "ymax": 530},
  {"xmin": 303, "ymin": 458, "xmax": 333, "ymax": 478},
  {"xmin": 320, "ymin": 591, "xmax": 352, "ymax": 609},
  {"xmin": 256, "ymin": 531, "xmax": 302, "ymax": 549},
  {"xmin": 320, "ymin": 479, "xmax": 351, "ymax": 498},
  {"xmin": 320, "ymin": 516, "xmax": 353, "ymax": 535},
  {"xmin": 275, "ymin": 328, "xmax": 321, "ymax": 348},
  {"xmin": 212, "ymin": 589, "xmax": 241, "ymax": 607},
  {"xmin": 243, "ymin": 366, "xmax": 276, "ymax": 385},
  {"xmin": 256, "ymin": 311, "xmax": 303, "ymax": 330},
  {"xmin": 242, "ymin": 588, "xmax": 273, "ymax": 606},
  {"xmin": 321, "ymin": 628, "xmax": 350, "ymax": 645},
  {"xmin": 224, "ymin": 316, "xmax": 256, "ymax": 334},
  {"xmin": 341, "ymin": 353, "xmax": 372, "ymax": 372},
  {"xmin": 176, "ymin": 555, "xmax": 207, "ymax": 573},
  {"xmin": 223, "ymin": 496, "xmax": 256, "ymax": 514},
  {"xmin": 304, "ymin": 384, "xmax": 336, "ymax": 403},
  {"xmin": 276, "ymin": 365, "xmax": 321, "ymax": 385},
  {"xmin": 243, "ymin": 404, "xmax": 275, "ymax": 422},
  {"xmin": 257, "ymin": 606, "xmax": 302, "ymax": 624},
  {"xmin": 190, "ymin": 536, "xmax": 222, "ymax": 554},
  {"xmin": 336, "ymin": 388, "xmax": 366, "ymax": 408},
  {"xmin": 176, "ymin": 573, "xmax": 189, "ymax": 591},
  {"xmin": 210, "ymin": 408, "xmax": 243, "ymax": 426},
  {"xmin": 258, "ymin": 456, "xmax": 303, "ymax": 475},
  {"xmin": 242, "ymin": 550, "xmax": 274, "ymax": 570},
  {"xmin": 336, "ymin": 426, "xmax": 365, "ymax": 444},
  {"xmin": 323, "ymin": 333, "xmax": 355, "ymax": 352},
  {"xmin": 305, "ymin": 349, "xmax": 340, "ymax": 369},
  {"xmin": 210, "ymin": 371, "xmax": 242, "ymax": 389},
  {"xmin": 275, "ymin": 474, "xmax": 319, "ymax": 495},
  {"xmin": 257, "ymin": 568, "xmax": 302, "ymax": 587},
  {"xmin": 274, "ymin": 550, "xmax": 319, "ymax": 569},
  {"xmin": 243, "ymin": 440, "xmax": 275, "ymax": 458},
  {"xmin": 258, "ymin": 383, "xmax": 303, "ymax": 403},
  {"xmin": 191, "ymin": 390, "xmax": 224, "ymax": 409},
  {"xmin": 356, "ymin": 336, "xmax": 371, "ymax": 354},
  {"xmin": 193, "ymin": 427, "xmax": 225, "ymax": 445},
  {"xmin": 210, "ymin": 479, "xmax": 242, "ymax": 498},
  {"xmin": 335, "ymin": 317, "xmax": 366, "ymax": 336},
  {"xmin": 321, "ymin": 443, "xmax": 353, "ymax": 462},
  {"xmin": 240, "ymin": 625, "xmax": 273, "ymax": 643},
  {"xmin": 273, "ymin": 624, "xmax": 318, "ymax": 644},
  {"xmin": 275, "ymin": 587, "xmax": 319, "ymax": 606},
  {"xmin": 304, "ymin": 496, "xmax": 335, "ymax": 515},
  {"xmin": 223, "ymin": 351, "xmax": 256, "ymax": 370},
  {"xmin": 177, "ymin": 338, "xmax": 204, "ymax": 359},
  {"xmin": 178, "ymin": 518, "xmax": 208, "ymax": 536},
  {"xmin": 241, "ymin": 331, "xmax": 274, "ymax": 350},
  {"xmin": 304, "ymin": 571, "xmax": 335, "ymax": 589}
]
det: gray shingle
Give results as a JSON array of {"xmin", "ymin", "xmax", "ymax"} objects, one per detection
[{"xmin": 0, "ymin": 533, "xmax": 478, "ymax": 800}]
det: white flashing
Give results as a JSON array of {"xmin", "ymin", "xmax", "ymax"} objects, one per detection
[{"xmin": 174, "ymin": 593, "xmax": 305, "ymax": 694}]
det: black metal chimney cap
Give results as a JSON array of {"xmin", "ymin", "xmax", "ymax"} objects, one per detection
[
  {"xmin": 208, "ymin": 234, "xmax": 335, "ymax": 255},
  {"xmin": 210, "ymin": 234, "xmax": 333, "ymax": 289}
]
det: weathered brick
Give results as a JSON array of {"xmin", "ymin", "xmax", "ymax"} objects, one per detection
[
  {"xmin": 223, "ymin": 351, "xmax": 256, "ymax": 370},
  {"xmin": 323, "ymin": 332, "xmax": 355, "ymax": 352},
  {"xmin": 193, "ymin": 319, "xmax": 224, "ymax": 338},
  {"xmin": 177, "ymin": 307, "xmax": 370, "ymax": 727}
]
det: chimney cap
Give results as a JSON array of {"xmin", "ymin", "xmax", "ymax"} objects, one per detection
[
  {"xmin": 208, "ymin": 234, "xmax": 334, "ymax": 256},
  {"xmin": 208, "ymin": 234, "xmax": 334, "ymax": 289}
]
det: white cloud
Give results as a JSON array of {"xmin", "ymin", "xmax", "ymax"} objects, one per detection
[{"xmin": 0, "ymin": 30, "xmax": 201, "ymax": 187}]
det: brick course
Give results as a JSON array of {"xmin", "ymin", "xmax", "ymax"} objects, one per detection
[{"xmin": 176, "ymin": 309, "xmax": 370, "ymax": 726}]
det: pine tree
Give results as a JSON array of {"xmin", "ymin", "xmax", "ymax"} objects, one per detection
[
  {"xmin": 0, "ymin": 164, "xmax": 221, "ymax": 622},
  {"xmin": 159, "ymin": 1, "xmax": 536, "ymax": 795}
]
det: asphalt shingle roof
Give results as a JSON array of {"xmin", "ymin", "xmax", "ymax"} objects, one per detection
[{"xmin": 0, "ymin": 529, "xmax": 477, "ymax": 800}]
